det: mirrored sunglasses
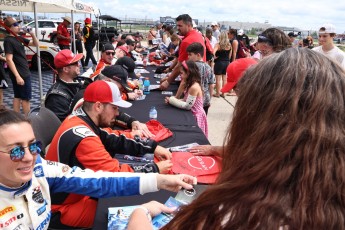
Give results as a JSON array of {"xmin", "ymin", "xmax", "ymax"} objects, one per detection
[
  {"xmin": 12, "ymin": 22, "xmax": 20, "ymax": 27},
  {"xmin": 0, "ymin": 141, "xmax": 42, "ymax": 162}
]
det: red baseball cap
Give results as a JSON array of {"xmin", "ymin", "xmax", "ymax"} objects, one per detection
[
  {"xmin": 84, "ymin": 80, "xmax": 132, "ymax": 108},
  {"xmin": 84, "ymin": 17, "xmax": 91, "ymax": 24},
  {"xmin": 221, "ymin": 58, "xmax": 257, "ymax": 93},
  {"xmin": 116, "ymin": 45, "xmax": 129, "ymax": 56},
  {"xmin": 54, "ymin": 50, "xmax": 83, "ymax": 69}
]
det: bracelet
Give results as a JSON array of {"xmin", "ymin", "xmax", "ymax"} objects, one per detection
[{"xmin": 134, "ymin": 206, "xmax": 152, "ymax": 222}]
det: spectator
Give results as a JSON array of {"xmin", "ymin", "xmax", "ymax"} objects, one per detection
[
  {"xmin": 156, "ymin": 22, "xmax": 163, "ymax": 39},
  {"xmin": 71, "ymin": 21, "xmax": 85, "ymax": 67},
  {"xmin": 237, "ymin": 29, "xmax": 250, "ymax": 49},
  {"xmin": 130, "ymin": 48, "xmax": 345, "ymax": 230},
  {"xmin": 165, "ymin": 60, "xmax": 208, "ymax": 137},
  {"xmin": 228, "ymin": 29, "xmax": 239, "ymax": 62},
  {"xmin": 0, "ymin": 107, "xmax": 195, "ymax": 229},
  {"xmin": 115, "ymin": 56, "xmax": 137, "ymax": 79},
  {"xmin": 213, "ymin": 31, "xmax": 232, "ymax": 97},
  {"xmin": 205, "ymin": 27, "xmax": 217, "ymax": 49},
  {"xmin": 256, "ymin": 28, "xmax": 291, "ymax": 59},
  {"xmin": 147, "ymin": 26, "xmax": 157, "ymax": 46},
  {"xmin": 83, "ymin": 17, "xmax": 97, "ymax": 68},
  {"xmin": 0, "ymin": 44, "xmax": 8, "ymax": 106},
  {"xmin": 312, "ymin": 23, "xmax": 345, "ymax": 69},
  {"xmin": 160, "ymin": 14, "xmax": 205, "ymax": 90},
  {"xmin": 57, "ymin": 16, "xmax": 71, "ymax": 50},
  {"xmin": 45, "ymin": 80, "xmax": 173, "ymax": 228},
  {"xmin": 45, "ymin": 49, "xmax": 84, "ymax": 121},
  {"xmin": 114, "ymin": 45, "xmax": 129, "ymax": 64},
  {"xmin": 288, "ymin": 32, "xmax": 299, "ymax": 48},
  {"xmin": 211, "ymin": 21, "xmax": 220, "ymax": 41},
  {"xmin": 4, "ymin": 16, "xmax": 39, "ymax": 115}
]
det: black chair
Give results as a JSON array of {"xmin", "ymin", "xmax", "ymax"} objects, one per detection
[{"xmin": 28, "ymin": 106, "xmax": 61, "ymax": 157}]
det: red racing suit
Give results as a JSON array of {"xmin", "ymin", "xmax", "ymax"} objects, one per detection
[{"xmin": 45, "ymin": 107, "xmax": 159, "ymax": 227}]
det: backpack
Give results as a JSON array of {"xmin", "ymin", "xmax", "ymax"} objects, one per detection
[{"xmin": 203, "ymin": 35, "xmax": 214, "ymax": 61}]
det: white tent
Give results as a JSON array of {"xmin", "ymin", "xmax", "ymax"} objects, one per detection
[{"xmin": 1, "ymin": 0, "xmax": 99, "ymax": 101}]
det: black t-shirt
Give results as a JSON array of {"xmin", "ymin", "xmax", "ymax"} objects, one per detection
[
  {"xmin": 0, "ymin": 46, "xmax": 6, "ymax": 81},
  {"xmin": 4, "ymin": 36, "xmax": 30, "ymax": 78}
]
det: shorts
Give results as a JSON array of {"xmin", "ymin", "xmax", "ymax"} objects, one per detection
[
  {"xmin": 214, "ymin": 60, "xmax": 229, "ymax": 75},
  {"xmin": 10, "ymin": 75, "xmax": 32, "ymax": 100}
]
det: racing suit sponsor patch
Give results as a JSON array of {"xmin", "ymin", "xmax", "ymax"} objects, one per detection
[{"xmin": 73, "ymin": 126, "xmax": 97, "ymax": 138}]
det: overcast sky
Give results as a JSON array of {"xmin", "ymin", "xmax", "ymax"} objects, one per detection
[{"xmin": 90, "ymin": 0, "xmax": 345, "ymax": 33}]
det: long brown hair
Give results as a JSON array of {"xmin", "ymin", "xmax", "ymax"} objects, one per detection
[
  {"xmin": 181, "ymin": 60, "xmax": 202, "ymax": 91},
  {"xmin": 163, "ymin": 48, "xmax": 345, "ymax": 229}
]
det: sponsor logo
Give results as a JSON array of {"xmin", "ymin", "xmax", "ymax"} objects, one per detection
[
  {"xmin": 0, "ymin": 0, "xmax": 29, "ymax": 7},
  {"xmin": 183, "ymin": 187, "xmax": 196, "ymax": 197},
  {"xmin": 73, "ymin": 126, "xmax": 97, "ymax": 138},
  {"xmin": 36, "ymin": 200, "xmax": 47, "ymax": 216},
  {"xmin": 34, "ymin": 165, "xmax": 44, "ymax": 177},
  {"xmin": 0, "ymin": 213, "xmax": 24, "ymax": 228},
  {"xmin": 61, "ymin": 165, "xmax": 69, "ymax": 173},
  {"xmin": 36, "ymin": 212, "xmax": 51, "ymax": 230},
  {"xmin": 188, "ymin": 156, "xmax": 216, "ymax": 171},
  {"xmin": 46, "ymin": 160, "xmax": 58, "ymax": 166},
  {"xmin": 0, "ymin": 206, "xmax": 15, "ymax": 217},
  {"xmin": 32, "ymin": 186, "xmax": 44, "ymax": 204}
]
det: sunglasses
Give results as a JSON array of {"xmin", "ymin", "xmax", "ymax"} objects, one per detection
[
  {"xmin": 0, "ymin": 141, "xmax": 42, "ymax": 162},
  {"xmin": 258, "ymin": 35, "xmax": 273, "ymax": 44},
  {"xmin": 12, "ymin": 22, "xmax": 20, "ymax": 27},
  {"xmin": 105, "ymin": 52, "xmax": 115, "ymax": 56}
]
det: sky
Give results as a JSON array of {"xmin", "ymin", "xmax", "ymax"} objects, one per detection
[{"xmin": 89, "ymin": 0, "xmax": 345, "ymax": 33}]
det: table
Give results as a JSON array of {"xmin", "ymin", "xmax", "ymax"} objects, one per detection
[{"xmin": 92, "ymin": 65, "xmax": 210, "ymax": 229}]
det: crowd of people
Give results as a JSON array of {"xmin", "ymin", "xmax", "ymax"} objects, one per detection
[{"xmin": 1, "ymin": 12, "xmax": 345, "ymax": 229}]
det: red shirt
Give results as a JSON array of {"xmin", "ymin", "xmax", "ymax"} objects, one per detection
[
  {"xmin": 57, "ymin": 23, "xmax": 70, "ymax": 46},
  {"xmin": 178, "ymin": 29, "xmax": 206, "ymax": 62}
]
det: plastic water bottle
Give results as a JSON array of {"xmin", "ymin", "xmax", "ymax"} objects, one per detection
[
  {"xmin": 143, "ymin": 77, "xmax": 150, "ymax": 95},
  {"xmin": 138, "ymin": 77, "xmax": 144, "ymax": 91},
  {"xmin": 149, "ymin": 106, "xmax": 157, "ymax": 120}
]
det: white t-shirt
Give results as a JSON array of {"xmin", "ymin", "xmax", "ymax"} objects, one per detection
[{"xmin": 313, "ymin": 45, "xmax": 345, "ymax": 69}]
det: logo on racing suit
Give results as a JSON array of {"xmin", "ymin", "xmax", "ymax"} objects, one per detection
[
  {"xmin": 61, "ymin": 165, "xmax": 69, "ymax": 173},
  {"xmin": 32, "ymin": 186, "xmax": 44, "ymax": 204},
  {"xmin": 34, "ymin": 165, "xmax": 44, "ymax": 177},
  {"xmin": 0, "ymin": 206, "xmax": 15, "ymax": 217},
  {"xmin": 36, "ymin": 200, "xmax": 48, "ymax": 216}
]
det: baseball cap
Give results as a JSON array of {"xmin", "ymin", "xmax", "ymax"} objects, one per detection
[
  {"xmin": 84, "ymin": 80, "xmax": 132, "ymax": 108},
  {"xmin": 319, "ymin": 23, "xmax": 336, "ymax": 34},
  {"xmin": 115, "ymin": 56, "xmax": 136, "ymax": 79},
  {"xmin": 4, "ymin": 16, "xmax": 22, "ymax": 27},
  {"xmin": 54, "ymin": 49, "xmax": 84, "ymax": 69},
  {"xmin": 211, "ymin": 21, "xmax": 217, "ymax": 26},
  {"xmin": 84, "ymin": 17, "xmax": 91, "ymax": 24},
  {"xmin": 192, "ymin": 20, "xmax": 197, "ymax": 28},
  {"xmin": 288, "ymin": 32, "xmax": 297, "ymax": 37},
  {"xmin": 116, "ymin": 46, "xmax": 129, "ymax": 56},
  {"xmin": 62, "ymin": 16, "xmax": 72, "ymax": 24},
  {"xmin": 102, "ymin": 43, "xmax": 115, "ymax": 52},
  {"xmin": 101, "ymin": 65, "xmax": 133, "ymax": 92},
  {"xmin": 221, "ymin": 58, "xmax": 257, "ymax": 93},
  {"xmin": 238, "ymin": 29, "xmax": 244, "ymax": 36}
]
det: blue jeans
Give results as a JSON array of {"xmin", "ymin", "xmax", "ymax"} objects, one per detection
[{"xmin": 84, "ymin": 42, "xmax": 97, "ymax": 67}]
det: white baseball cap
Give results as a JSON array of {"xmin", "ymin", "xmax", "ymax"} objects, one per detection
[
  {"xmin": 319, "ymin": 23, "xmax": 336, "ymax": 34},
  {"xmin": 211, "ymin": 21, "xmax": 217, "ymax": 26},
  {"xmin": 84, "ymin": 80, "xmax": 132, "ymax": 108},
  {"xmin": 238, "ymin": 29, "xmax": 244, "ymax": 36}
]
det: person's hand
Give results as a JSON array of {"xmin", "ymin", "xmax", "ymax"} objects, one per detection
[
  {"xmin": 156, "ymin": 159, "xmax": 173, "ymax": 174},
  {"xmin": 131, "ymin": 121, "xmax": 155, "ymax": 138},
  {"xmin": 134, "ymin": 89, "xmax": 143, "ymax": 96},
  {"xmin": 160, "ymin": 80, "xmax": 169, "ymax": 90},
  {"xmin": 160, "ymin": 76, "xmax": 168, "ymax": 83},
  {"xmin": 128, "ymin": 92, "xmax": 139, "ymax": 100},
  {"xmin": 154, "ymin": 145, "xmax": 172, "ymax": 160},
  {"xmin": 163, "ymin": 68, "xmax": 170, "ymax": 73},
  {"xmin": 189, "ymin": 145, "xmax": 222, "ymax": 157},
  {"xmin": 157, "ymin": 174, "xmax": 196, "ymax": 192},
  {"xmin": 164, "ymin": 96, "xmax": 170, "ymax": 104},
  {"xmin": 16, "ymin": 76, "xmax": 24, "ymax": 85},
  {"xmin": 141, "ymin": 201, "xmax": 176, "ymax": 217},
  {"xmin": 130, "ymin": 129, "xmax": 143, "ymax": 137}
]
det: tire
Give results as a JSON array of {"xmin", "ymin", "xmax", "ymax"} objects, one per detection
[{"xmin": 31, "ymin": 52, "xmax": 55, "ymax": 71}]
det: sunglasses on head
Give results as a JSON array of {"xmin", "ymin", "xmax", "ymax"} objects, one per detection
[
  {"xmin": 105, "ymin": 51, "xmax": 115, "ymax": 56},
  {"xmin": 0, "ymin": 141, "xmax": 42, "ymax": 162},
  {"xmin": 12, "ymin": 22, "xmax": 20, "ymax": 27},
  {"xmin": 258, "ymin": 34, "xmax": 273, "ymax": 44}
]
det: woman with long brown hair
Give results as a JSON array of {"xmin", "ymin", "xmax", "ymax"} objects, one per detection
[{"xmin": 128, "ymin": 48, "xmax": 345, "ymax": 229}]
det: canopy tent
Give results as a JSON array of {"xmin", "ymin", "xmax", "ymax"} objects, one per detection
[
  {"xmin": 1, "ymin": 0, "xmax": 99, "ymax": 101},
  {"xmin": 0, "ymin": 0, "xmax": 99, "ymax": 15}
]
